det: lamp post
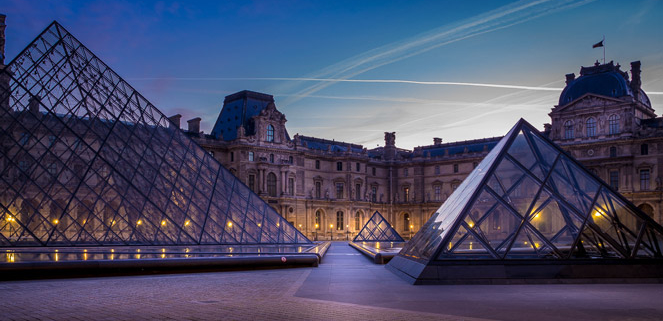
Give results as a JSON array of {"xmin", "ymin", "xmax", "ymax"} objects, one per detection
[
  {"xmin": 329, "ymin": 224, "xmax": 333, "ymax": 241},
  {"xmin": 314, "ymin": 223, "xmax": 319, "ymax": 241},
  {"xmin": 346, "ymin": 224, "xmax": 350, "ymax": 241},
  {"xmin": 410, "ymin": 224, "xmax": 414, "ymax": 239}
]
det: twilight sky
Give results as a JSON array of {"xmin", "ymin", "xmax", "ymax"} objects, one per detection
[{"xmin": 3, "ymin": 0, "xmax": 663, "ymax": 149}]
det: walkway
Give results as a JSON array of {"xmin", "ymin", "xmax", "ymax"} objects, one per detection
[{"xmin": 1, "ymin": 242, "xmax": 662, "ymax": 320}]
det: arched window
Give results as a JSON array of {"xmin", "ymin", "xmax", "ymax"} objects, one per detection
[
  {"xmin": 336, "ymin": 211, "xmax": 344, "ymax": 230},
  {"xmin": 586, "ymin": 117, "xmax": 596, "ymax": 137},
  {"xmin": 609, "ymin": 114, "xmax": 620, "ymax": 135},
  {"xmin": 638, "ymin": 204, "xmax": 654, "ymax": 218},
  {"xmin": 354, "ymin": 211, "xmax": 361, "ymax": 230},
  {"xmin": 266, "ymin": 124, "xmax": 274, "ymax": 142},
  {"xmin": 564, "ymin": 120, "xmax": 574, "ymax": 139},
  {"xmin": 315, "ymin": 210, "xmax": 322, "ymax": 230},
  {"xmin": 403, "ymin": 213, "xmax": 410, "ymax": 232},
  {"xmin": 267, "ymin": 172, "xmax": 277, "ymax": 197}
]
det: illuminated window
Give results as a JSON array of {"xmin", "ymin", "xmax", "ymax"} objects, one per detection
[
  {"xmin": 609, "ymin": 114, "xmax": 620, "ymax": 135},
  {"xmin": 586, "ymin": 117, "xmax": 596, "ymax": 137},
  {"xmin": 434, "ymin": 184, "xmax": 441, "ymax": 201},
  {"xmin": 564, "ymin": 120, "xmax": 574, "ymax": 139},
  {"xmin": 336, "ymin": 211, "xmax": 344, "ymax": 230},
  {"xmin": 403, "ymin": 187, "xmax": 410, "ymax": 202},
  {"xmin": 354, "ymin": 212, "xmax": 361, "ymax": 230},
  {"xmin": 266, "ymin": 124, "xmax": 274, "ymax": 142},
  {"xmin": 403, "ymin": 213, "xmax": 410, "ymax": 231},
  {"xmin": 248, "ymin": 151, "xmax": 254, "ymax": 161},
  {"xmin": 315, "ymin": 210, "xmax": 321, "ymax": 230}
]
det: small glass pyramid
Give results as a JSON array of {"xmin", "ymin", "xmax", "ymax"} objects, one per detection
[
  {"xmin": 393, "ymin": 119, "xmax": 663, "ymax": 265},
  {"xmin": 353, "ymin": 211, "xmax": 404, "ymax": 242},
  {"xmin": 0, "ymin": 22, "xmax": 310, "ymax": 246}
]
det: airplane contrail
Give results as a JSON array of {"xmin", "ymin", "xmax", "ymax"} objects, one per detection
[{"xmin": 273, "ymin": 0, "xmax": 596, "ymax": 106}]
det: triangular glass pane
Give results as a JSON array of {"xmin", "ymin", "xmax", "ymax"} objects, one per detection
[
  {"xmin": 0, "ymin": 22, "xmax": 310, "ymax": 247},
  {"xmin": 525, "ymin": 128, "xmax": 558, "ymax": 173},
  {"xmin": 504, "ymin": 226, "xmax": 550, "ymax": 259},
  {"xmin": 353, "ymin": 211, "xmax": 404, "ymax": 242},
  {"xmin": 507, "ymin": 130, "xmax": 545, "ymax": 181},
  {"xmin": 448, "ymin": 229, "xmax": 493, "ymax": 259}
]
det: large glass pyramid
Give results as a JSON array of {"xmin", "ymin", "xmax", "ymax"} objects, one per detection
[
  {"xmin": 0, "ymin": 22, "xmax": 310, "ymax": 246},
  {"xmin": 353, "ymin": 211, "xmax": 404, "ymax": 242},
  {"xmin": 389, "ymin": 119, "xmax": 663, "ymax": 280}
]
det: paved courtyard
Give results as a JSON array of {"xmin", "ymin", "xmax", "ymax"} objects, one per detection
[{"xmin": 1, "ymin": 242, "xmax": 663, "ymax": 320}]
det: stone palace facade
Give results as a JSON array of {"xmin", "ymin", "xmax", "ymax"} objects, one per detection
[{"xmin": 171, "ymin": 60, "xmax": 662, "ymax": 241}]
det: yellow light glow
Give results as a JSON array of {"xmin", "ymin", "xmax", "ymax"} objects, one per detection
[
  {"xmin": 161, "ymin": 248, "xmax": 166, "ymax": 253},
  {"xmin": 54, "ymin": 249, "xmax": 59, "ymax": 262},
  {"xmin": 111, "ymin": 220, "xmax": 115, "ymax": 226},
  {"xmin": 594, "ymin": 212, "xmax": 602, "ymax": 217},
  {"xmin": 136, "ymin": 219, "xmax": 143, "ymax": 225},
  {"xmin": 468, "ymin": 221, "xmax": 474, "ymax": 228},
  {"xmin": 299, "ymin": 224, "xmax": 302, "ymax": 228},
  {"xmin": 410, "ymin": 225, "xmax": 414, "ymax": 229},
  {"xmin": 227, "ymin": 221, "xmax": 233, "ymax": 227},
  {"xmin": 184, "ymin": 220, "xmax": 190, "ymax": 226},
  {"xmin": 7, "ymin": 252, "xmax": 15, "ymax": 263},
  {"xmin": 330, "ymin": 224, "xmax": 333, "ymax": 228},
  {"xmin": 534, "ymin": 214, "xmax": 540, "ymax": 219},
  {"xmin": 161, "ymin": 220, "xmax": 167, "ymax": 226},
  {"xmin": 229, "ymin": 247, "xmax": 233, "ymax": 253},
  {"xmin": 277, "ymin": 223, "xmax": 280, "ymax": 227},
  {"xmin": 534, "ymin": 242, "xmax": 540, "ymax": 248},
  {"xmin": 258, "ymin": 223, "xmax": 262, "ymax": 227},
  {"xmin": 524, "ymin": 241, "xmax": 528, "ymax": 245},
  {"xmin": 83, "ymin": 249, "xmax": 88, "ymax": 261},
  {"xmin": 315, "ymin": 224, "xmax": 318, "ymax": 228},
  {"xmin": 376, "ymin": 242, "xmax": 380, "ymax": 249},
  {"xmin": 52, "ymin": 219, "xmax": 59, "ymax": 225}
]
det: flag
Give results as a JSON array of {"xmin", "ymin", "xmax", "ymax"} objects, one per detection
[{"xmin": 593, "ymin": 40, "xmax": 604, "ymax": 48}]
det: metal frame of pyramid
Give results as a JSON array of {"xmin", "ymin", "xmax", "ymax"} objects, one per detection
[
  {"xmin": 0, "ymin": 21, "xmax": 311, "ymax": 247},
  {"xmin": 353, "ymin": 211, "xmax": 404, "ymax": 242},
  {"xmin": 388, "ymin": 119, "xmax": 663, "ymax": 284}
]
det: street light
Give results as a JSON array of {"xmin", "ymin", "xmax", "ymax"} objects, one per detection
[
  {"xmin": 346, "ymin": 224, "xmax": 350, "ymax": 241},
  {"xmin": 410, "ymin": 224, "xmax": 414, "ymax": 239},
  {"xmin": 315, "ymin": 223, "xmax": 319, "ymax": 241},
  {"xmin": 329, "ymin": 224, "xmax": 334, "ymax": 241}
]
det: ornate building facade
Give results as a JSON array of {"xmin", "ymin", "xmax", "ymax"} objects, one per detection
[{"xmin": 178, "ymin": 59, "xmax": 662, "ymax": 241}]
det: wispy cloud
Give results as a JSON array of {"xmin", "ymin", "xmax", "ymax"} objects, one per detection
[{"xmin": 274, "ymin": 0, "xmax": 595, "ymax": 105}]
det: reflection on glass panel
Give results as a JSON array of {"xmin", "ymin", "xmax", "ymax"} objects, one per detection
[{"xmin": 0, "ymin": 22, "xmax": 310, "ymax": 248}]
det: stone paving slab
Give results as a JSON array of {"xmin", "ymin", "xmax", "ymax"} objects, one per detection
[{"xmin": 2, "ymin": 242, "xmax": 663, "ymax": 320}]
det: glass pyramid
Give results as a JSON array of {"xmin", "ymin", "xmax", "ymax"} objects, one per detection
[
  {"xmin": 393, "ymin": 119, "xmax": 663, "ymax": 265},
  {"xmin": 0, "ymin": 22, "xmax": 310, "ymax": 246},
  {"xmin": 353, "ymin": 211, "xmax": 404, "ymax": 242}
]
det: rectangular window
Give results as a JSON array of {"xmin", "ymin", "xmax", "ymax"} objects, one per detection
[
  {"xmin": 288, "ymin": 177, "xmax": 294, "ymax": 196},
  {"xmin": 230, "ymin": 152, "xmax": 234, "ymax": 162},
  {"xmin": 403, "ymin": 187, "xmax": 409, "ymax": 202},
  {"xmin": 435, "ymin": 165, "xmax": 440, "ymax": 175},
  {"xmin": 641, "ymin": 144, "xmax": 649, "ymax": 155},
  {"xmin": 269, "ymin": 154, "xmax": 274, "ymax": 163},
  {"xmin": 404, "ymin": 168, "xmax": 408, "ymax": 177},
  {"xmin": 609, "ymin": 170, "xmax": 619, "ymax": 190},
  {"xmin": 453, "ymin": 164, "xmax": 459, "ymax": 173},
  {"xmin": 336, "ymin": 162, "xmax": 342, "ymax": 171},
  {"xmin": 355, "ymin": 183, "xmax": 361, "ymax": 200},
  {"xmin": 641, "ymin": 169, "xmax": 650, "ymax": 191},
  {"xmin": 315, "ymin": 160, "xmax": 320, "ymax": 169},
  {"xmin": 371, "ymin": 186, "xmax": 377, "ymax": 203},
  {"xmin": 248, "ymin": 151, "xmax": 254, "ymax": 162},
  {"xmin": 434, "ymin": 185, "xmax": 441, "ymax": 201},
  {"xmin": 372, "ymin": 167, "xmax": 376, "ymax": 176},
  {"xmin": 248, "ymin": 174, "xmax": 255, "ymax": 192},
  {"xmin": 336, "ymin": 212, "xmax": 344, "ymax": 230},
  {"xmin": 315, "ymin": 181, "xmax": 321, "ymax": 199},
  {"xmin": 335, "ymin": 183, "xmax": 344, "ymax": 199},
  {"xmin": 356, "ymin": 163, "xmax": 360, "ymax": 172}
]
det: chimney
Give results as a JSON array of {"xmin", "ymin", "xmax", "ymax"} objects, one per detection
[
  {"xmin": 168, "ymin": 114, "xmax": 181, "ymax": 130},
  {"xmin": 565, "ymin": 73, "xmax": 575, "ymax": 85},
  {"xmin": 187, "ymin": 117, "xmax": 201, "ymax": 134},
  {"xmin": 0, "ymin": 14, "xmax": 6, "ymax": 65},
  {"xmin": 28, "ymin": 95, "xmax": 40, "ymax": 114},
  {"xmin": 630, "ymin": 61, "xmax": 641, "ymax": 100},
  {"xmin": 433, "ymin": 137, "xmax": 442, "ymax": 145},
  {"xmin": 383, "ymin": 132, "xmax": 396, "ymax": 160}
]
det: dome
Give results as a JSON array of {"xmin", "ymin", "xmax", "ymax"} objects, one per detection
[{"xmin": 558, "ymin": 61, "xmax": 651, "ymax": 107}]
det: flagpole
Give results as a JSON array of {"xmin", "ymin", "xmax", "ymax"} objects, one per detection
[{"xmin": 603, "ymin": 35, "xmax": 605, "ymax": 64}]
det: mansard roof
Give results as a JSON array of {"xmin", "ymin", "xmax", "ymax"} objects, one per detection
[
  {"xmin": 414, "ymin": 136, "xmax": 502, "ymax": 158},
  {"xmin": 298, "ymin": 135, "xmax": 365, "ymax": 154},
  {"xmin": 211, "ymin": 90, "xmax": 275, "ymax": 141},
  {"xmin": 559, "ymin": 61, "xmax": 651, "ymax": 108}
]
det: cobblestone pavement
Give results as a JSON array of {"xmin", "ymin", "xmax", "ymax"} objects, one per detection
[{"xmin": 1, "ymin": 242, "xmax": 663, "ymax": 320}]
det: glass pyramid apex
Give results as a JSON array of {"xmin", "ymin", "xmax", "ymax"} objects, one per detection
[
  {"xmin": 0, "ymin": 21, "xmax": 311, "ymax": 246},
  {"xmin": 395, "ymin": 119, "xmax": 663, "ymax": 265},
  {"xmin": 353, "ymin": 211, "xmax": 404, "ymax": 242}
]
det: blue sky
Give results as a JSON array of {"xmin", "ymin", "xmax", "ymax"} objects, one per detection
[{"xmin": 4, "ymin": 0, "xmax": 663, "ymax": 149}]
